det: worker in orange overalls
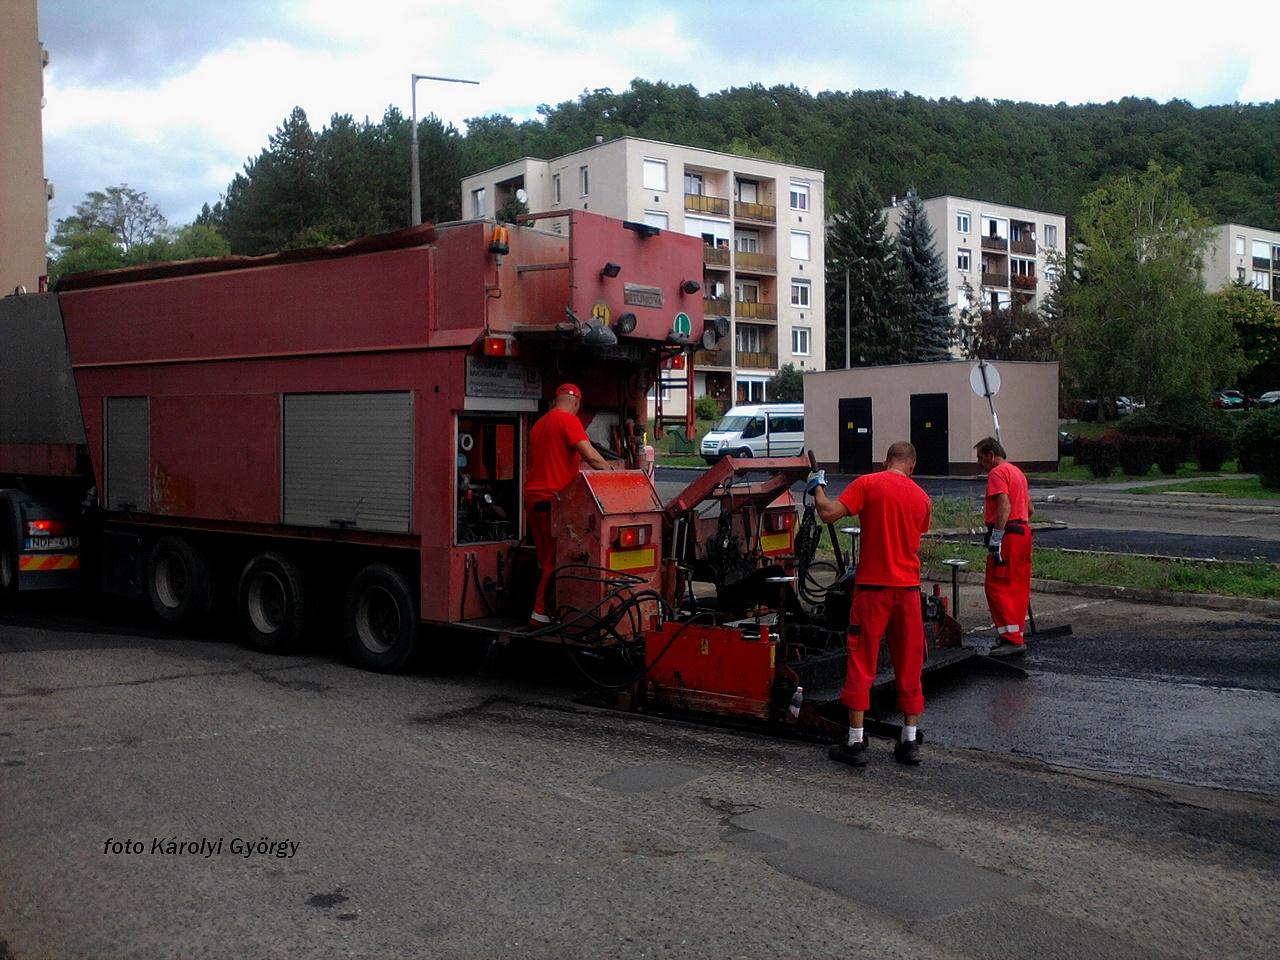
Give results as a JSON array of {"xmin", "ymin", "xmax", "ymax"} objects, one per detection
[
  {"xmin": 523, "ymin": 383, "xmax": 609, "ymax": 627},
  {"xmin": 975, "ymin": 437, "xmax": 1035, "ymax": 656},
  {"xmin": 811, "ymin": 441, "xmax": 933, "ymax": 767}
]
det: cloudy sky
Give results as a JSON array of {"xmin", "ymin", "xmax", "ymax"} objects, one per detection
[{"xmin": 38, "ymin": 0, "xmax": 1280, "ymax": 233}]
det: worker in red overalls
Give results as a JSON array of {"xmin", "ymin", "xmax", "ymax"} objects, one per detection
[
  {"xmin": 523, "ymin": 383, "xmax": 609, "ymax": 627},
  {"xmin": 811, "ymin": 441, "xmax": 933, "ymax": 767},
  {"xmin": 975, "ymin": 437, "xmax": 1035, "ymax": 656}
]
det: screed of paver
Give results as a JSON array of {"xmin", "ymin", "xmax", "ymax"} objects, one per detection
[
  {"xmin": 731, "ymin": 806, "xmax": 1030, "ymax": 921},
  {"xmin": 592, "ymin": 762, "xmax": 704, "ymax": 793}
]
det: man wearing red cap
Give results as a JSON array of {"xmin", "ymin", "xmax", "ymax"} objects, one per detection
[{"xmin": 524, "ymin": 383, "xmax": 609, "ymax": 626}]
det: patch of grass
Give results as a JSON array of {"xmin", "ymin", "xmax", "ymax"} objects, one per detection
[
  {"xmin": 924, "ymin": 540, "xmax": 1280, "ymax": 600},
  {"xmin": 1127, "ymin": 477, "xmax": 1280, "ymax": 499},
  {"xmin": 930, "ymin": 494, "xmax": 983, "ymax": 531}
]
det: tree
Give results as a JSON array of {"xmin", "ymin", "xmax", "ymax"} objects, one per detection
[
  {"xmin": 1055, "ymin": 161, "xmax": 1246, "ymax": 404},
  {"xmin": 894, "ymin": 191, "xmax": 951, "ymax": 362},
  {"xmin": 951, "ymin": 278, "xmax": 1056, "ymax": 361},
  {"xmin": 52, "ymin": 184, "xmax": 167, "ymax": 258},
  {"xmin": 768, "ymin": 364, "xmax": 804, "ymax": 402},
  {"xmin": 1213, "ymin": 281, "xmax": 1280, "ymax": 393},
  {"xmin": 825, "ymin": 177, "xmax": 907, "ymax": 367}
]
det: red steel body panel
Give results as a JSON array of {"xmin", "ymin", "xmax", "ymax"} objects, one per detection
[{"xmin": 645, "ymin": 622, "xmax": 778, "ymax": 719}]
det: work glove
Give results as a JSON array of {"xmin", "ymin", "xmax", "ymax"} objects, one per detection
[
  {"xmin": 987, "ymin": 528, "xmax": 1005, "ymax": 565},
  {"xmin": 805, "ymin": 469, "xmax": 826, "ymax": 493}
]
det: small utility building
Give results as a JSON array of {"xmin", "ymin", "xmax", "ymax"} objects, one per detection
[{"xmin": 805, "ymin": 360, "xmax": 1058, "ymax": 475}]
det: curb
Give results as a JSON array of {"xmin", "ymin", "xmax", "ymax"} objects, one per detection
[
  {"xmin": 1036, "ymin": 493, "xmax": 1280, "ymax": 515},
  {"xmin": 927, "ymin": 568, "xmax": 1280, "ymax": 617}
]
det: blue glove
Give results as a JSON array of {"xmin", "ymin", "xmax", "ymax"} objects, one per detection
[
  {"xmin": 806, "ymin": 469, "xmax": 826, "ymax": 493},
  {"xmin": 987, "ymin": 528, "xmax": 1005, "ymax": 564}
]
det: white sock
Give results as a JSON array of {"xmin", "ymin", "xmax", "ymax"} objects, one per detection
[
  {"xmin": 902, "ymin": 725, "xmax": 917, "ymax": 744},
  {"xmin": 848, "ymin": 727, "xmax": 864, "ymax": 746}
]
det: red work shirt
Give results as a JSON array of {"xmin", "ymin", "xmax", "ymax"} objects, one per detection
[
  {"xmin": 984, "ymin": 460, "xmax": 1031, "ymax": 525},
  {"xmin": 525, "ymin": 407, "xmax": 590, "ymax": 501},
  {"xmin": 836, "ymin": 470, "xmax": 932, "ymax": 587}
]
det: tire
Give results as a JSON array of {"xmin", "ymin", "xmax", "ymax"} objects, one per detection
[
  {"xmin": 735, "ymin": 448, "xmax": 753, "ymax": 459},
  {"xmin": 237, "ymin": 551, "xmax": 309, "ymax": 653},
  {"xmin": 344, "ymin": 563, "xmax": 418, "ymax": 672},
  {"xmin": 0, "ymin": 526, "xmax": 16, "ymax": 601},
  {"xmin": 146, "ymin": 535, "xmax": 213, "ymax": 624}
]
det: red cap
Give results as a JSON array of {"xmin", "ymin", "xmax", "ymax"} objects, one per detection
[{"xmin": 556, "ymin": 383, "xmax": 582, "ymax": 399}]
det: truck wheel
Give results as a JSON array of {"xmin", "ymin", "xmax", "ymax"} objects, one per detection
[
  {"xmin": 735, "ymin": 447, "xmax": 753, "ymax": 459},
  {"xmin": 147, "ymin": 535, "xmax": 212, "ymax": 624},
  {"xmin": 344, "ymin": 563, "xmax": 417, "ymax": 672},
  {"xmin": 237, "ymin": 551, "xmax": 309, "ymax": 653},
  {"xmin": 0, "ymin": 531, "xmax": 16, "ymax": 600}
]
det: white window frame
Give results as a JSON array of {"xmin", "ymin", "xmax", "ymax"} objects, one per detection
[
  {"xmin": 739, "ymin": 378, "xmax": 767, "ymax": 403},
  {"xmin": 1252, "ymin": 239, "xmax": 1271, "ymax": 261},
  {"xmin": 580, "ymin": 166, "xmax": 589, "ymax": 197},
  {"xmin": 471, "ymin": 188, "xmax": 486, "ymax": 218},
  {"xmin": 957, "ymin": 211, "xmax": 971, "ymax": 234},
  {"xmin": 1236, "ymin": 235, "xmax": 1246, "ymax": 256},
  {"xmin": 789, "ymin": 180, "xmax": 809, "ymax": 211},
  {"xmin": 957, "ymin": 249, "xmax": 971, "ymax": 272},
  {"xmin": 736, "ymin": 230, "xmax": 760, "ymax": 253},
  {"xmin": 1043, "ymin": 224, "xmax": 1057, "ymax": 248},
  {"xmin": 735, "ymin": 280, "xmax": 760, "ymax": 304},
  {"xmin": 790, "ymin": 230, "xmax": 811, "ymax": 261},
  {"xmin": 552, "ymin": 175, "xmax": 561, "ymax": 206},
  {"xmin": 1253, "ymin": 271, "xmax": 1271, "ymax": 292},
  {"xmin": 736, "ymin": 324, "xmax": 763, "ymax": 354},
  {"xmin": 791, "ymin": 280, "xmax": 811, "ymax": 307},
  {"xmin": 643, "ymin": 158, "xmax": 668, "ymax": 192},
  {"xmin": 792, "ymin": 326, "xmax": 811, "ymax": 356},
  {"xmin": 684, "ymin": 172, "xmax": 704, "ymax": 196},
  {"xmin": 643, "ymin": 210, "xmax": 669, "ymax": 230},
  {"xmin": 737, "ymin": 179, "xmax": 759, "ymax": 203}
]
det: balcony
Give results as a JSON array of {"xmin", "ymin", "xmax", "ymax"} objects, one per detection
[
  {"xmin": 1012, "ymin": 274, "xmax": 1038, "ymax": 290},
  {"xmin": 1011, "ymin": 238, "xmax": 1037, "ymax": 255},
  {"xmin": 704, "ymin": 245, "xmax": 731, "ymax": 268},
  {"xmin": 1254, "ymin": 256, "xmax": 1273, "ymax": 270},
  {"xmin": 736, "ymin": 301, "xmax": 778, "ymax": 321},
  {"xmin": 981, "ymin": 235, "xmax": 1009, "ymax": 252},
  {"xmin": 693, "ymin": 345, "xmax": 733, "ymax": 367},
  {"xmin": 704, "ymin": 296, "xmax": 731, "ymax": 316},
  {"xmin": 734, "ymin": 201, "xmax": 776, "ymax": 223},
  {"xmin": 982, "ymin": 271, "xmax": 1010, "ymax": 288},
  {"xmin": 735, "ymin": 251, "xmax": 777, "ymax": 274},
  {"xmin": 736, "ymin": 351, "xmax": 779, "ymax": 369},
  {"xmin": 686, "ymin": 194, "xmax": 730, "ymax": 216}
]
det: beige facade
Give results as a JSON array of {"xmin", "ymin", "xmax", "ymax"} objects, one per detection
[
  {"xmin": 462, "ymin": 138, "xmax": 826, "ymax": 417},
  {"xmin": 805, "ymin": 360, "xmax": 1059, "ymax": 476},
  {"xmin": 885, "ymin": 196, "xmax": 1066, "ymax": 321},
  {"xmin": 1205, "ymin": 223, "xmax": 1280, "ymax": 303},
  {"xmin": 0, "ymin": 0, "xmax": 50, "ymax": 293}
]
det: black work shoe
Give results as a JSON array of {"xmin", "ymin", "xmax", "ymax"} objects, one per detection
[
  {"xmin": 989, "ymin": 639, "xmax": 1027, "ymax": 657},
  {"xmin": 893, "ymin": 735, "xmax": 921, "ymax": 766},
  {"xmin": 829, "ymin": 738, "xmax": 869, "ymax": 767}
]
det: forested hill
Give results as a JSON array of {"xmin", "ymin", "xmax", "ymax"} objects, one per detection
[{"xmin": 208, "ymin": 80, "xmax": 1280, "ymax": 255}]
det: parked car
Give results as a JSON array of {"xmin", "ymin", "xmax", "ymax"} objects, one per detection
[
  {"xmin": 1058, "ymin": 430, "xmax": 1076, "ymax": 457},
  {"xmin": 1258, "ymin": 390, "xmax": 1280, "ymax": 407},
  {"xmin": 1116, "ymin": 396, "xmax": 1145, "ymax": 417},
  {"xmin": 1214, "ymin": 390, "xmax": 1244, "ymax": 409}
]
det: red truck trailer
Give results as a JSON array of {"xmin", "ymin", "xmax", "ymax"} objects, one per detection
[{"xmin": 0, "ymin": 211, "xmax": 978, "ymax": 733}]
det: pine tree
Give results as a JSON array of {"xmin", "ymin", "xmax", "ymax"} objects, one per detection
[
  {"xmin": 825, "ymin": 177, "xmax": 907, "ymax": 367},
  {"xmin": 895, "ymin": 191, "xmax": 952, "ymax": 362}
]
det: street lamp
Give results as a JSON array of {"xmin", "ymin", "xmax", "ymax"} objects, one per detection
[{"xmin": 410, "ymin": 73, "xmax": 478, "ymax": 227}]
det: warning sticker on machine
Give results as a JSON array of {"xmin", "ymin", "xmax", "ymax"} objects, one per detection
[{"xmin": 465, "ymin": 356, "xmax": 542, "ymax": 400}]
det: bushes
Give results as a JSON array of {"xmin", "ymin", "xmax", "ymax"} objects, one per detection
[
  {"xmin": 1075, "ymin": 434, "xmax": 1121, "ymax": 479},
  {"xmin": 1237, "ymin": 406, "xmax": 1280, "ymax": 488},
  {"xmin": 1117, "ymin": 435, "xmax": 1155, "ymax": 477},
  {"xmin": 1152, "ymin": 437, "xmax": 1184, "ymax": 475},
  {"xmin": 694, "ymin": 394, "xmax": 721, "ymax": 422},
  {"xmin": 1191, "ymin": 433, "xmax": 1232, "ymax": 472}
]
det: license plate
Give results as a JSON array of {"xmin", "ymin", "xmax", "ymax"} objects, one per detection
[{"xmin": 25, "ymin": 535, "xmax": 80, "ymax": 550}]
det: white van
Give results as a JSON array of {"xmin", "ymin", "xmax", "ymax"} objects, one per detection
[{"xmin": 700, "ymin": 403, "xmax": 805, "ymax": 463}]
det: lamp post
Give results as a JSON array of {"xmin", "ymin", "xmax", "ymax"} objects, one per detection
[{"xmin": 410, "ymin": 73, "xmax": 478, "ymax": 227}]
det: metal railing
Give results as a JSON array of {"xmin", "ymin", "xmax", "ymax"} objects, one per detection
[
  {"xmin": 734, "ymin": 201, "xmax": 776, "ymax": 222},
  {"xmin": 704, "ymin": 296, "xmax": 731, "ymax": 315},
  {"xmin": 735, "ymin": 351, "xmax": 778, "ymax": 369},
  {"xmin": 735, "ymin": 251, "xmax": 777, "ymax": 274},
  {"xmin": 981, "ymin": 236, "xmax": 1009, "ymax": 251},
  {"xmin": 693, "ymin": 346, "xmax": 733, "ymax": 367},
  {"xmin": 704, "ymin": 246, "xmax": 731, "ymax": 267},
  {"xmin": 1010, "ymin": 238, "xmax": 1037, "ymax": 255},
  {"xmin": 982, "ymin": 271, "xmax": 1010, "ymax": 288},
  {"xmin": 735, "ymin": 301, "xmax": 778, "ymax": 320},
  {"xmin": 686, "ymin": 194, "xmax": 730, "ymax": 216}
]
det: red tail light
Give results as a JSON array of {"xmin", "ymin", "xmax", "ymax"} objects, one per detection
[
  {"xmin": 615, "ymin": 524, "xmax": 651, "ymax": 549},
  {"xmin": 764, "ymin": 510, "xmax": 795, "ymax": 533},
  {"xmin": 27, "ymin": 519, "xmax": 69, "ymax": 535}
]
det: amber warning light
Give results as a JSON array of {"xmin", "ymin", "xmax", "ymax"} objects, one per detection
[{"xmin": 614, "ymin": 524, "xmax": 651, "ymax": 549}]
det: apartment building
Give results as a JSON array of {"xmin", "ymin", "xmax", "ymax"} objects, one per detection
[
  {"xmin": 885, "ymin": 196, "xmax": 1066, "ymax": 321},
  {"xmin": 1205, "ymin": 224, "xmax": 1280, "ymax": 303},
  {"xmin": 461, "ymin": 138, "xmax": 826, "ymax": 414},
  {"xmin": 0, "ymin": 0, "xmax": 51, "ymax": 293}
]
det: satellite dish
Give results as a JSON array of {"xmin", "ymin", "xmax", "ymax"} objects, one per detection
[
  {"xmin": 515, "ymin": 188, "xmax": 529, "ymax": 204},
  {"xmin": 702, "ymin": 328, "xmax": 718, "ymax": 350}
]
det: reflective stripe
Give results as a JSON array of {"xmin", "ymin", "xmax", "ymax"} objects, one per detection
[{"xmin": 19, "ymin": 554, "xmax": 81, "ymax": 571}]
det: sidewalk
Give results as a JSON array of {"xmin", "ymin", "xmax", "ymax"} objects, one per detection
[{"xmin": 1033, "ymin": 474, "xmax": 1280, "ymax": 515}]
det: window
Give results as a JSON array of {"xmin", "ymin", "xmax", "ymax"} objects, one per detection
[
  {"xmin": 735, "ymin": 280, "xmax": 759, "ymax": 303},
  {"xmin": 736, "ymin": 324, "xmax": 763, "ymax": 353},
  {"xmin": 684, "ymin": 172, "xmax": 704, "ymax": 195},
  {"xmin": 643, "ymin": 158, "xmax": 668, "ymax": 192},
  {"xmin": 1044, "ymin": 262, "xmax": 1057, "ymax": 284},
  {"xmin": 471, "ymin": 188, "xmax": 486, "ymax": 218},
  {"xmin": 737, "ymin": 179, "xmax": 759, "ymax": 203},
  {"xmin": 985, "ymin": 217, "xmax": 1008, "ymax": 240},
  {"xmin": 735, "ymin": 230, "xmax": 760, "ymax": 253},
  {"xmin": 644, "ymin": 211, "xmax": 669, "ymax": 230},
  {"xmin": 791, "ymin": 280, "xmax": 811, "ymax": 307},
  {"xmin": 957, "ymin": 211, "xmax": 971, "ymax": 234},
  {"xmin": 1253, "ymin": 239, "xmax": 1272, "ymax": 263},
  {"xmin": 1043, "ymin": 224, "xmax": 1057, "ymax": 248},
  {"xmin": 1236, "ymin": 235, "xmax": 1246, "ymax": 256},
  {"xmin": 792, "ymin": 327, "xmax": 811, "ymax": 356},
  {"xmin": 553, "ymin": 175, "xmax": 561, "ymax": 205},
  {"xmin": 738, "ymin": 378, "xmax": 766, "ymax": 403},
  {"xmin": 1012, "ymin": 258, "xmax": 1035, "ymax": 278},
  {"xmin": 790, "ymin": 230, "xmax": 811, "ymax": 261},
  {"xmin": 957, "ymin": 249, "xmax": 971, "ymax": 272},
  {"xmin": 580, "ymin": 166, "xmax": 589, "ymax": 197},
  {"xmin": 1253, "ymin": 271, "xmax": 1271, "ymax": 292},
  {"xmin": 789, "ymin": 180, "xmax": 809, "ymax": 211}
]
